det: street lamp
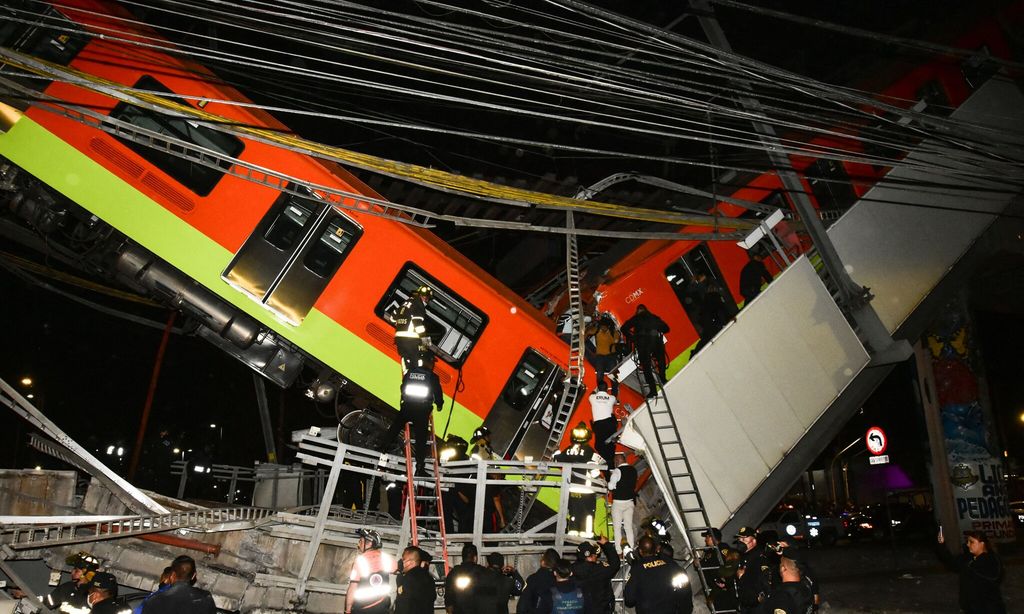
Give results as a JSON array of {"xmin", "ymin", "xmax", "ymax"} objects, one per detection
[{"xmin": 19, "ymin": 377, "xmax": 33, "ymax": 387}]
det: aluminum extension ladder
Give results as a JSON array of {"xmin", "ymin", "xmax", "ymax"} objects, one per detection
[
  {"xmin": 510, "ymin": 212, "xmax": 586, "ymax": 531},
  {"xmin": 398, "ymin": 416, "xmax": 451, "ymax": 577},
  {"xmin": 641, "ymin": 375, "xmax": 736, "ymax": 613}
]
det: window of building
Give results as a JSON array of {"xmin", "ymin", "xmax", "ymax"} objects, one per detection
[
  {"xmin": 110, "ymin": 75, "xmax": 244, "ymax": 196},
  {"xmin": 375, "ymin": 263, "xmax": 488, "ymax": 366}
]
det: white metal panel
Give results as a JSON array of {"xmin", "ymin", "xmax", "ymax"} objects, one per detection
[
  {"xmin": 830, "ymin": 78, "xmax": 1024, "ymax": 333},
  {"xmin": 633, "ymin": 258, "xmax": 869, "ymax": 528}
]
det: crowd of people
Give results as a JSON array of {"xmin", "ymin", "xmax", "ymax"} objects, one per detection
[{"xmin": 36, "ymin": 550, "xmax": 215, "ymax": 614}]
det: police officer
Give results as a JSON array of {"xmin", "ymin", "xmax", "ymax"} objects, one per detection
[
  {"xmin": 553, "ymin": 422, "xmax": 603, "ymax": 537},
  {"xmin": 762, "ymin": 556, "xmax": 813, "ymax": 614},
  {"xmin": 345, "ymin": 529, "xmax": 394, "ymax": 614},
  {"xmin": 395, "ymin": 546, "xmax": 436, "ymax": 614},
  {"xmin": 140, "ymin": 555, "xmax": 215, "ymax": 614},
  {"xmin": 45, "ymin": 551, "xmax": 99, "ymax": 611},
  {"xmin": 385, "ymin": 354, "xmax": 444, "ymax": 476},
  {"xmin": 444, "ymin": 544, "xmax": 485, "ymax": 614},
  {"xmin": 517, "ymin": 548, "xmax": 559, "ymax": 614},
  {"xmin": 735, "ymin": 527, "xmax": 773, "ymax": 614},
  {"xmin": 84, "ymin": 572, "xmax": 131, "ymax": 614},
  {"xmin": 571, "ymin": 536, "xmax": 620, "ymax": 614},
  {"xmin": 393, "ymin": 285, "xmax": 434, "ymax": 370},
  {"xmin": 620, "ymin": 305, "xmax": 669, "ymax": 396},
  {"xmin": 697, "ymin": 529, "xmax": 738, "ymax": 612},
  {"xmin": 480, "ymin": 553, "xmax": 524, "ymax": 614},
  {"xmin": 624, "ymin": 535, "xmax": 692, "ymax": 614}
]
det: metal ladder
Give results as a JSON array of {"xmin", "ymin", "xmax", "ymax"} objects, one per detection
[
  {"xmin": 641, "ymin": 375, "xmax": 735, "ymax": 613},
  {"xmin": 510, "ymin": 212, "xmax": 587, "ymax": 531},
  {"xmin": 398, "ymin": 416, "xmax": 451, "ymax": 576},
  {"xmin": 0, "ymin": 507, "xmax": 274, "ymax": 550}
]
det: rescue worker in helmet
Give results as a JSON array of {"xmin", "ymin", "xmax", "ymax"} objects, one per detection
[
  {"xmin": 553, "ymin": 422, "xmax": 604, "ymax": 537},
  {"xmin": 469, "ymin": 426, "xmax": 506, "ymax": 531},
  {"xmin": 439, "ymin": 435, "xmax": 474, "ymax": 533},
  {"xmin": 384, "ymin": 353, "xmax": 444, "ymax": 476},
  {"xmin": 345, "ymin": 528, "xmax": 395, "ymax": 614},
  {"xmin": 45, "ymin": 551, "xmax": 99, "ymax": 611},
  {"xmin": 393, "ymin": 285, "xmax": 434, "ymax": 371}
]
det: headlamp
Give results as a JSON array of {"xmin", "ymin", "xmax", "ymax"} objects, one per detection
[{"xmin": 439, "ymin": 445, "xmax": 456, "ymax": 462}]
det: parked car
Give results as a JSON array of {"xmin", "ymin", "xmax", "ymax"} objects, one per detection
[{"xmin": 759, "ymin": 507, "xmax": 844, "ymax": 546}]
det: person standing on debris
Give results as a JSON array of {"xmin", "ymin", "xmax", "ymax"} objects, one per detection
[
  {"xmin": 588, "ymin": 382, "xmax": 618, "ymax": 472},
  {"xmin": 554, "ymin": 422, "xmax": 603, "ymax": 537},
  {"xmin": 739, "ymin": 250, "xmax": 773, "ymax": 305},
  {"xmin": 571, "ymin": 537, "xmax": 620, "ymax": 614},
  {"xmin": 621, "ymin": 305, "xmax": 669, "ymax": 396},
  {"xmin": 342, "ymin": 530, "xmax": 394, "ymax": 614},
  {"xmin": 45, "ymin": 551, "xmax": 99, "ymax": 611},
  {"xmin": 395, "ymin": 547, "xmax": 436, "ymax": 614},
  {"xmin": 517, "ymin": 549, "xmax": 559, "ymax": 614},
  {"xmin": 624, "ymin": 535, "xmax": 692, "ymax": 614},
  {"xmin": 537, "ymin": 559, "xmax": 585, "ymax": 614},
  {"xmin": 469, "ymin": 426, "xmax": 506, "ymax": 531},
  {"xmin": 141, "ymin": 555, "xmax": 215, "ymax": 614},
  {"xmin": 445, "ymin": 544, "xmax": 485, "ymax": 614},
  {"xmin": 384, "ymin": 354, "xmax": 444, "ymax": 476},
  {"xmin": 393, "ymin": 285, "xmax": 434, "ymax": 370},
  {"xmin": 937, "ymin": 529, "xmax": 1007, "ymax": 614},
  {"xmin": 607, "ymin": 452, "xmax": 637, "ymax": 553}
]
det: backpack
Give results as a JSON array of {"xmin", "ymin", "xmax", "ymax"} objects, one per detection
[{"xmin": 550, "ymin": 585, "xmax": 585, "ymax": 614}]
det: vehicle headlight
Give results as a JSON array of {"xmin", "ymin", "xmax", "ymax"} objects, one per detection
[{"xmin": 785, "ymin": 524, "xmax": 797, "ymax": 536}]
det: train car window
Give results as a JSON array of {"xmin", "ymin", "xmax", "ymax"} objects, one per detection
[
  {"xmin": 374, "ymin": 263, "xmax": 488, "ymax": 366},
  {"xmin": 915, "ymin": 79, "xmax": 952, "ymax": 116},
  {"xmin": 664, "ymin": 243, "xmax": 737, "ymax": 335},
  {"xmin": 739, "ymin": 190, "xmax": 789, "ymax": 221},
  {"xmin": 962, "ymin": 47, "xmax": 997, "ymax": 91},
  {"xmin": 223, "ymin": 185, "xmax": 362, "ymax": 325},
  {"xmin": 806, "ymin": 159, "xmax": 857, "ymax": 211},
  {"xmin": 0, "ymin": 3, "xmax": 89, "ymax": 90},
  {"xmin": 482, "ymin": 348, "xmax": 566, "ymax": 460},
  {"xmin": 304, "ymin": 217, "xmax": 359, "ymax": 278},
  {"xmin": 264, "ymin": 202, "xmax": 313, "ymax": 251},
  {"xmin": 109, "ymin": 75, "xmax": 244, "ymax": 196}
]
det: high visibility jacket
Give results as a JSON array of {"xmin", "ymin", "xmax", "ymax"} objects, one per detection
[
  {"xmin": 349, "ymin": 549, "xmax": 395, "ymax": 611},
  {"xmin": 394, "ymin": 298, "xmax": 428, "ymax": 340}
]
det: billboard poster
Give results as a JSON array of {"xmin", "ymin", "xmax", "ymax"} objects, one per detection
[{"xmin": 926, "ymin": 304, "xmax": 1015, "ymax": 542}]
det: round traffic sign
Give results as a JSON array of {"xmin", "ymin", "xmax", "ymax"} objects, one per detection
[{"xmin": 865, "ymin": 426, "xmax": 887, "ymax": 455}]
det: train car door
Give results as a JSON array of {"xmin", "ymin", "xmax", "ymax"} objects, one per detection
[
  {"xmin": 663, "ymin": 243, "xmax": 737, "ymax": 337},
  {"xmin": 223, "ymin": 186, "xmax": 362, "ymax": 325},
  {"xmin": 482, "ymin": 349, "xmax": 566, "ymax": 460}
]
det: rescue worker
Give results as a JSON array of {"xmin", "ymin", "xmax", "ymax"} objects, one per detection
[
  {"xmin": 344, "ymin": 529, "xmax": 394, "ymax": 614},
  {"xmin": 537, "ymin": 559, "xmax": 585, "ymax": 614},
  {"xmin": 444, "ymin": 544, "xmax": 485, "ymax": 614},
  {"xmin": 469, "ymin": 426, "xmax": 506, "ymax": 531},
  {"xmin": 762, "ymin": 556, "xmax": 813, "ymax": 614},
  {"xmin": 571, "ymin": 536, "xmax": 620, "ymax": 614},
  {"xmin": 384, "ymin": 354, "xmax": 444, "ymax": 476},
  {"xmin": 81, "ymin": 572, "xmax": 129, "ymax": 614},
  {"xmin": 735, "ymin": 527, "xmax": 773, "ymax": 614},
  {"xmin": 45, "ymin": 551, "xmax": 99, "ymax": 611},
  {"xmin": 481, "ymin": 553, "xmax": 524, "ymax": 614},
  {"xmin": 606, "ymin": 452, "xmax": 637, "ymax": 553},
  {"xmin": 624, "ymin": 535, "xmax": 693, "ymax": 614},
  {"xmin": 553, "ymin": 422, "xmax": 603, "ymax": 537},
  {"xmin": 587, "ymin": 382, "xmax": 617, "ymax": 472},
  {"xmin": 517, "ymin": 549, "xmax": 559, "ymax": 614},
  {"xmin": 697, "ymin": 529, "xmax": 738, "ymax": 612},
  {"xmin": 739, "ymin": 250, "xmax": 772, "ymax": 305},
  {"xmin": 393, "ymin": 285, "xmax": 434, "ymax": 370},
  {"xmin": 586, "ymin": 314, "xmax": 622, "ymax": 395},
  {"xmin": 140, "ymin": 555, "xmax": 215, "ymax": 614},
  {"xmin": 620, "ymin": 305, "xmax": 669, "ymax": 396},
  {"xmin": 439, "ymin": 435, "xmax": 472, "ymax": 533},
  {"xmin": 395, "ymin": 547, "xmax": 436, "ymax": 614}
]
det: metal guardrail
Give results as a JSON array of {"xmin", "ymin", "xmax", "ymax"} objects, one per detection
[{"xmin": 0, "ymin": 507, "xmax": 276, "ymax": 550}]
